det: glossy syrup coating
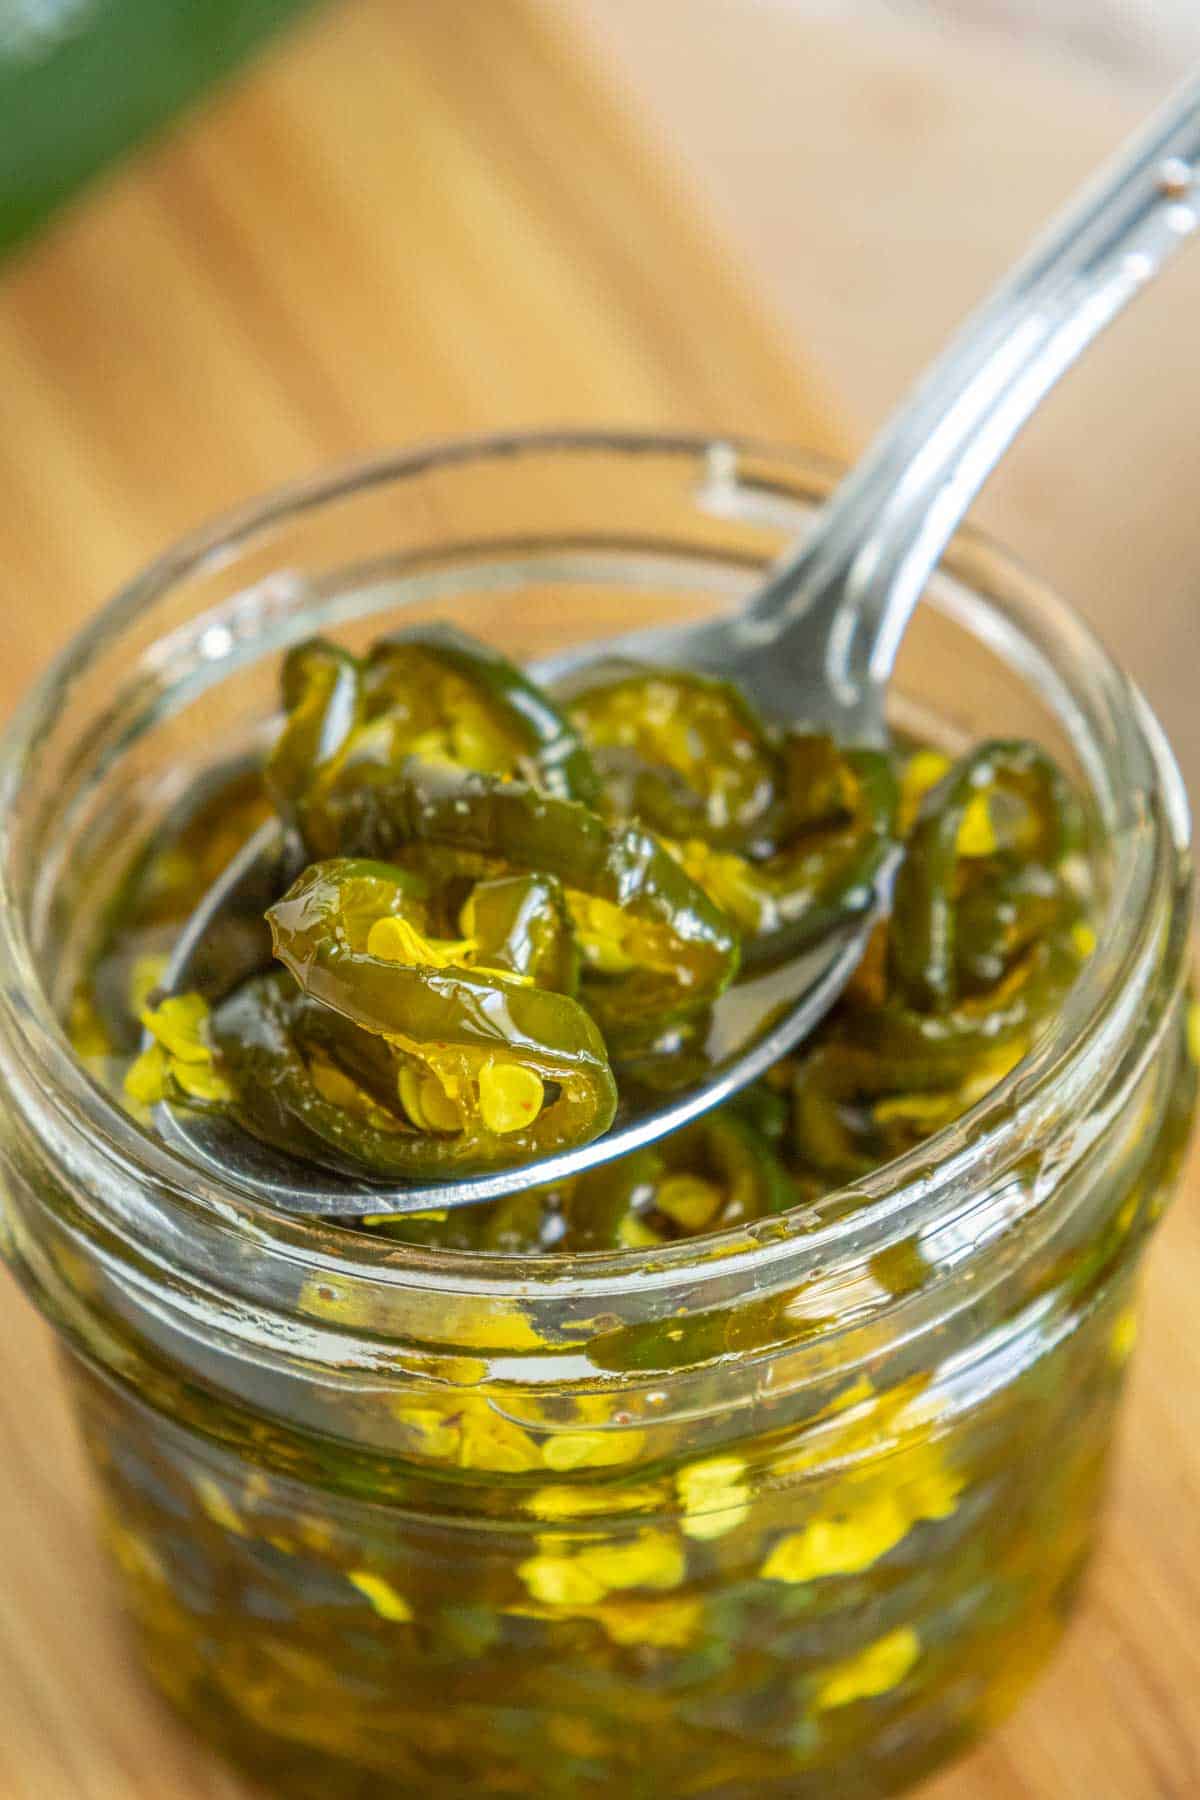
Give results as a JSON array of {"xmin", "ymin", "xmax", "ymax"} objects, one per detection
[{"xmin": 100, "ymin": 633, "xmax": 1096, "ymax": 1244}]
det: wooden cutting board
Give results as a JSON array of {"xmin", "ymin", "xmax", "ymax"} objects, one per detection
[{"xmin": 0, "ymin": 2, "xmax": 1196, "ymax": 1794}]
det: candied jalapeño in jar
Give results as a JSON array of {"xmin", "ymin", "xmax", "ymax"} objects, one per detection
[{"xmin": 56, "ymin": 621, "xmax": 1193, "ymax": 1800}]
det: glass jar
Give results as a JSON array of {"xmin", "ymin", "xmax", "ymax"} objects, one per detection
[{"xmin": 0, "ymin": 433, "xmax": 1192, "ymax": 1799}]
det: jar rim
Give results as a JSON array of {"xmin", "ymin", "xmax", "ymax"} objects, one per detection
[{"xmin": 0, "ymin": 429, "xmax": 1191, "ymax": 1323}]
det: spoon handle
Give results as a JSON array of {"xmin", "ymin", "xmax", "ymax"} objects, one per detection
[{"xmin": 752, "ymin": 72, "xmax": 1200, "ymax": 717}]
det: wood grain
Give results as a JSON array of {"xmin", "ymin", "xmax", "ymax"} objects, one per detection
[
  {"xmin": 584, "ymin": 0, "xmax": 1200, "ymax": 803},
  {"xmin": 0, "ymin": 2, "xmax": 1196, "ymax": 1796}
]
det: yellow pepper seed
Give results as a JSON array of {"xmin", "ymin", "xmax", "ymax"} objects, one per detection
[
  {"xmin": 541, "ymin": 1433, "xmax": 618, "ymax": 1473},
  {"xmin": 593, "ymin": 1594, "xmax": 704, "ymax": 1649},
  {"xmin": 139, "ymin": 993, "xmax": 213, "ymax": 1064},
  {"xmin": 655, "ymin": 1174, "xmax": 724, "ymax": 1232},
  {"xmin": 761, "ymin": 1495, "xmax": 912, "ymax": 1584},
  {"xmin": 127, "ymin": 952, "xmax": 170, "ymax": 1016},
  {"xmin": 677, "ymin": 1455, "xmax": 752, "ymax": 1541},
  {"xmin": 899, "ymin": 749, "xmax": 951, "ymax": 833},
  {"xmin": 366, "ymin": 914, "xmax": 476, "ymax": 970},
  {"xmin": 518, "ymin": 1530, "xmax": 685, "ymax": 1608},
  {"xmin": 576, "ymin": 1531, "xmax": 686, "ymax": 1594},
  {"xmin": 310, "ymin": 1061, "xmax": 364, "ymax": 1110},
  {"xmin": 390, "ymin": 1406, "xmax": 463, "ymax": 1460},
  {"xmin": 813, "ymin": 1627, "xmax": 920, "ymax": 1711},
  {"xmin": 193, "ymin": 1476, "xmax": 248, "ymax": 1538},
  {"xmin": 124, "ymin": 1042, "xmax": 170, "ymax": 1106},
  {"xmin": 458, "ymin": 1405, "xmax": 544, "ymax": 1473},
  {"xmin": 681, "ymin": 1497, "xmax": 751, "ymax": 1543},
  {"xmin": 518, "ymin": 1555, "xmax": 608, "ymax": 1608},
  {"xmin": 128, "ymin": 992, "xmax": 232, "ymax": 1108},
  {"xmin": 671, "ymin": 838, "xmax": 764, "ymax": 934},
  {"xmin": 957, "ymin": 792, "xmax": 997, "ymax": 857},
  {"xmin": 478, "ymin": 1060, "xmax": 544, "ymax": 1134},
  {"xmin": 398, "ymin": 1066, "xmax": 462, "ymax": 1133},
  {"xmin": 1071, "ymin": 920, "xmax": 1098, "ymax": 959},
  {"xmin": 539, "ymin": 1426, "xmax": 644, "ymax": 1472},
  {"xmin": 678, "ymin": 1454, "xmax": 748, "ymax": 1495},
  {"xmin": 530, "ymin": 1484, "xmax": 667, "ymax": 1522},
  {"xmin": 568, "ymin": 894, "xmax": 639, "ymax": 974},
  {"xmin": 347, "ymin": 1572, "xmax": 414, "ymax": 1623},
  {"xmin": 172, "ymin": 1059, "xmax": 234, "ymax": 1103},
  {"xmin": 1110, "ymin": 1305, "xmax": 1139, "ymax": 1365}
]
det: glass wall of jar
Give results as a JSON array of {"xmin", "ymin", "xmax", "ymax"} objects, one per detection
[{"xmin": 0, "ymin": 436, "xmax": 1192, "ymax": 1799}]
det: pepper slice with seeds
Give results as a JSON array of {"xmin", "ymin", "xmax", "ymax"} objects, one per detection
[
  {"xmin": 788, "ymin": 740, "xmax": 1085, "ymax": 1183},
  {"xmin": 295, "ymin": 758, "xmax": 740, "ymax": 1043},
  {"xmin": 560, "ymin": 660, "xmax": 781, "ymax": 850},
  {"xmin": 276, "ymin": 626, "xmax": 600, "ymax": 859},
  {"xmin": 212, "ymin": 859, "xmax": 618, "ymax": 1179}
]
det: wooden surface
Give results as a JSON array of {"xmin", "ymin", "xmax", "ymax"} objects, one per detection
[
  {"xmin": 0, "ymin": 2, "xmax": 1197, "ymax": 1795},
  {"xmin": 585, "ymin": 0, "xmax": 1200, "ymax": 799}
]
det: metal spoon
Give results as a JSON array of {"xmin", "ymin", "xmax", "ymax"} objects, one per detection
[{"xmin": 152, "ymin": 76, "xmax": 1200, "ymax": 1216}]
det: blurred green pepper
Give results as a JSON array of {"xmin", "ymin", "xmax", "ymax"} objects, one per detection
[
  {"xmin": 788, "ymin": 741, "xmax": 1085, "ymax": 1183},
  {"xmin": 889, "ymin": 740, "xmax": 1078, "ymax": 1014}
]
